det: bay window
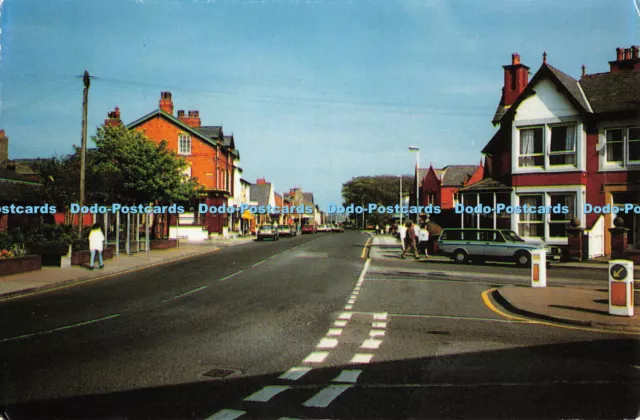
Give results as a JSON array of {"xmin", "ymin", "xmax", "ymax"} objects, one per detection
[
  {"xmin": 548, "ymin": 193, "xmax": 576, "ymax": 237},
  {"xmin": 518, "ymin": 195, "xmax": 544, "ymax": 237},
  {"xmin": 517, "ymin": 123, "xmax": 579, "ymax": 169}
]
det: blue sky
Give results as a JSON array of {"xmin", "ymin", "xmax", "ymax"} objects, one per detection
[{"xmin": 0, "ymin": 0, "xmax": 638, "ymax": 209}]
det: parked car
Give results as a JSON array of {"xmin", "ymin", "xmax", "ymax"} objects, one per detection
[
  {"xmin": 437, "ymin": 228, "xmax": 559, "ymax": 267},
  {"xmin": 331, "ymin": 224, "xmax": 344, "ymax": 232},
  {"xmin": 301, "ymin": 225, "xmax": 316, "ymax": 234},
  {"xmin": 278, "ymin": 225, "xmax": 293, "ymax": 237},
  {"xmin": 257, "ymin": 225, "xmax": 279, "ymax": 241}
]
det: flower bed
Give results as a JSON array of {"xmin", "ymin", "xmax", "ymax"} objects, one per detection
[
  {"xmin": 150, "ymin": 239, "xmax": 178, "ymax": 250},
  {"xmin": 0, "ymin": 254, "xmax": 42, "ymax": 276}
]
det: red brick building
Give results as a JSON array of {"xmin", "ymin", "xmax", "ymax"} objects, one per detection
[
  {"xmin": 108, "ymin": 92, "xmax": 240, "ymax": 235},
  {"xmin": 470, "ymin": 46, "xmax": 640, "ymax": 258}
]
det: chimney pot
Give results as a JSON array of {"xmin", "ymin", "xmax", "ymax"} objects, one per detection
[
  {"xmin": 0, "ymin": 130, "xmax": 5, "ymax": 137},
  {"xmin": 633, "ymin": 46, "xmax": 639, "ymax": 59},
  {"xmin": 512, "ymin": 53, "xmax": 520, "ymax": 65},
  {"xmin": 159, "ymin": 91, "xmax": 174, "ymax": 115},
  {"xmin": 177, "ymin": 110, "xmax": 185, "ymax": 117},
  {"xmin": 625, "ymin": 48, "xmax": 632, "ymax": 60},
  {"xmin": 617, "ymin": 47, "xmax": 624, "ymax": 60}
]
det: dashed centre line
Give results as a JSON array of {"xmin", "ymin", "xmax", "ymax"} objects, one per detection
[
  {"xmin": 219, "ymin": 270, "xmax": 244, "ymax": 282},
  {"xmin": 162, "ymin": 285, "xmax": 208, "ymax": 302},
  {"xmin": 251, "ymin": 260, "xmax": 266, "ymax": 267}
]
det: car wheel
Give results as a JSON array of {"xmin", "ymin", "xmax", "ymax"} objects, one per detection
[
  {"xmin": 515, "ymin": 251, "xmax": 531, "ymax": 268},
  {"xmin": 453, "ymin": 250, "xmax": 467, "ymax": 264}
]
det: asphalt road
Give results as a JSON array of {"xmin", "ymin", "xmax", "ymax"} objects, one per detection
[{"xmin": 1, "ymin": 230, "xmax": 639, "ymax": 419}]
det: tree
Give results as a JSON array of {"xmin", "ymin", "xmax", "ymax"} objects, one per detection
[
  {"xmin": 89, "ymin": 124, "xmax": 201, "ymax": 205},
  {"xmin": 341, "ymin": 175, "xmax": 414, "ymax": 226},
  {"xmin": 31, "ymin": 154, "xmax": 83, "ymax": 224}
]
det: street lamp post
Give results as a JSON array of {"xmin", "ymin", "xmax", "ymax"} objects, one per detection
[
  {"xmin": 409, "ymin": 145, "xmax": 420, "ymax": 222},
  {"xmin": 399, "ymin": 175, "xmax": 403, "ymax": 226}
]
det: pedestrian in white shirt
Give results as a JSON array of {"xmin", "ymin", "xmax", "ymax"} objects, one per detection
[
  {"xmin": 399, "ymin": 224, "xmax": 407, "ymax": 251},
  {"xmin": 88, "ymin": 223, "xmax": 105, "ymax": 270},
  {"xmin": 419, "ymin": 223, "xmax": 430, "ymax": 258}
]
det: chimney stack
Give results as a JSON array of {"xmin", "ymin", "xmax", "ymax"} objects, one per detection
[
  {"xmin": 609, "ymin": 46, "xmax": 640, "ymax": 72},
  {"xmin": 501, "ymin": 52, "xmax": 530, "ymax": 106},
  {"xmin": 159, "ymin": 92, "xmax": 174, "ymax": 115},
  {"xmin": 177, "ymin": 110, "xmax": 201, "ymax": 128},
  {"xmin": 0, "ymin": 130, "xmax": 8, "ymax": 168},
  {"xmin": 104, "ymin": 107, "xmax": 122, "ymax": 126}
]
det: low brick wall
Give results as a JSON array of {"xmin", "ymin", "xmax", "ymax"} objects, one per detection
[
  {"xmin": 0, "ymin": 255, "xmax": 42, "ymax": 276},
  {"xmin": 71, "ymin": 247, "xmax": 114, "ymax": 266},
  {"xmin": 624, "ymin": 250, "xmax": 640, "ymax": 265},
  {"xmin": 150, "ymin": 239, "xmax": 178, "ymax": 250}
]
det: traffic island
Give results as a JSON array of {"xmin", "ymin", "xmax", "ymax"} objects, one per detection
[{"xmin": 493, "ymin": 285, "xmax": 640, "ymax": 332}]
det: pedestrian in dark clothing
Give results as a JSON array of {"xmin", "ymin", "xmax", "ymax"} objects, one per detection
[{"xmin": 400, "ymin": 221, "xmax": 419, "ymax": 259}]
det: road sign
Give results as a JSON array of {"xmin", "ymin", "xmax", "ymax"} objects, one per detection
[
  {"xmin": 608, "ymin": 260, "xmax": 634, "ymax": 316},
  {"xmin": 610, "ymin": 264, "xmax": 627, "ymax": 281}
]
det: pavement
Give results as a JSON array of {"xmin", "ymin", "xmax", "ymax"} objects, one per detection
[
  {"xmin": 369, "ymin": 233, "xmax": 640, "ymax": 333},
  {"xmin": 0, "ymin": 236, "xmax": 254, "ymax": 300}
]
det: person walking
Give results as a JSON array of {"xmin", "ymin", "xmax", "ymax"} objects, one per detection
[
  {"xmin": 419, "ymin": 223, "xmax": 430, "ymax": 258},
  {"xmin": 88, "ymin": 223, "xmax": 105, "ymax": 270},
  {"xmin": 398, "ymin": 222, "xmax": 407, "ymax": 251},
  {"xmin": 401, "ymin": 221, "xmax": 420, "ymax": 260}
]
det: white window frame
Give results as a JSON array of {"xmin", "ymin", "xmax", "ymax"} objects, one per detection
[
  {"xmin": 549, "ymin": 124, "xmax": 577, "ymax": 167},
  {"xmin": 178, "ymin": 134, "xmax": 191, "ymax": 155},
  {"xmin": 512, "ymin": 119, "xmax": 583, "ymax": 174},
  {"xmin": 598, "ymin": 121, "xmax": 640, "ymax": 171},
  {"xmin": 511, "ymin": 186, "xmax": 586, "ymax": 245},
  {"xmin": 181, "ymin": 166, "xmax": 192, "ymax": 182}
]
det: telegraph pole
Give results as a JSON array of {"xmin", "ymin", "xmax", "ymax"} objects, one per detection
[{"xmin": 78, "ymin": 70, "xmax": 90, "ymax": 234}]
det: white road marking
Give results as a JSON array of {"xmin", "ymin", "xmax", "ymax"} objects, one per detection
[
  {"xmin": 317, "ymin": 337, "xmax": 339, "ymax": 348},
  {"xmin": 219, "ymin": 270, "xmax": 244, "ymax": 282},
  {"xmin": 303, "ymin": 351, "xmax": 329, "ymax": 363},
  {"xmin": 348, "ymin": 298, "xmax": 356, "ymax": 304},
  {"xmin": 303, "ymin": 385, "xmax": 352, "ymax": 408},
  {"xmin": 327, "ymin": 328, "xmax": 343, "ymax": 336},
  {"xmin": 205, "ymin": 409, "xmax": 246, "ymax": 420},
  {"xmin": 332, "ymin": 369, "xmax": 362, "ymax": 383},
  {"xmin": 279, "ymin": 366, "xmax": 313, "ymax": 380},
  {"xmin": 369, "ymin": 330, "xmax": 385, "ymax": 337},
  {"xmin": 351, "ymin": 353, "xmax": 374, "ymax": 364},
  {"xmin": 361, "ymin": 338, "xmax": 382, "ymax": 349},
  {"xmin": 373, "ymin": 312, "xmax": 388, "ymax": 320},
  {"xmin": 344, "ymin": 304, "xmax": 353, "ymax": 310},
  {"xmin": 338, "ymin": 312, "xmax": 353, "ymax": 320},
  {"xmin": 0, "ymin": 314, "xmax": 120, "ymax": 344},
  {"xmin": 251, "ymin": 260, "xmax": 266, "ymax": 267},
  {"xmin": 244, "ymin": 385, "xmax": 290, "ymax": 402},
  {"xmin": 334, "ymin": 320, "xmax": 348, "ymax": 327},
  {"xmin": 162, "ymin": 285, "xmax": 208, "ymax": 302},
  {"xmin": 372, "ymin": 321, "xmax": 387, "ymax": 328}
]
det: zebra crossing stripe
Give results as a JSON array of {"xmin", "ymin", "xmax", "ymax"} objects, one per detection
[
  {"xmin": 372, "ymin": 321, "xmax": 387, "ymax": 328},
  {"xmin": 279, "ymin": 366, "xmax": 312, "ymax": 380},
  {"xmin": 332, "ymin": 369, "xmax": 362, "ymax": 383},
  {"xmin": 244, "ymin": 385, "xmax": 290, "ymax": 402},
  {"xmin": 204, "ymin": 409, "xmax": 246, "ymax": 420},
  {"xmin": 317, "ymin": 337, "xmax": 339, "ymax": 348},
  {"xmin": 303, "ymin": 385, "xmax": 352, "ymax": 408},
  {"xmin": 361, "ymin": 338, "xmax": 382, "ymax": 349},
  {"xmin": 303, "ymin": 351, "xmax": 329, "ymax": 363}
]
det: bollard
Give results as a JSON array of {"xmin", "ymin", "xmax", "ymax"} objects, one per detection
[
  {"xmin": 530, "ymin": 248, "xmax": 546, "ymax": 288},
  {"xmin": 608, "ymin": 260, "xmax": 634, "ymax": 316}
]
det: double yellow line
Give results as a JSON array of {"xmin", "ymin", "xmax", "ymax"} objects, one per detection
[{"xmin": 361, "ymin": 236, "xmax": 372, "ymax": 259}]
